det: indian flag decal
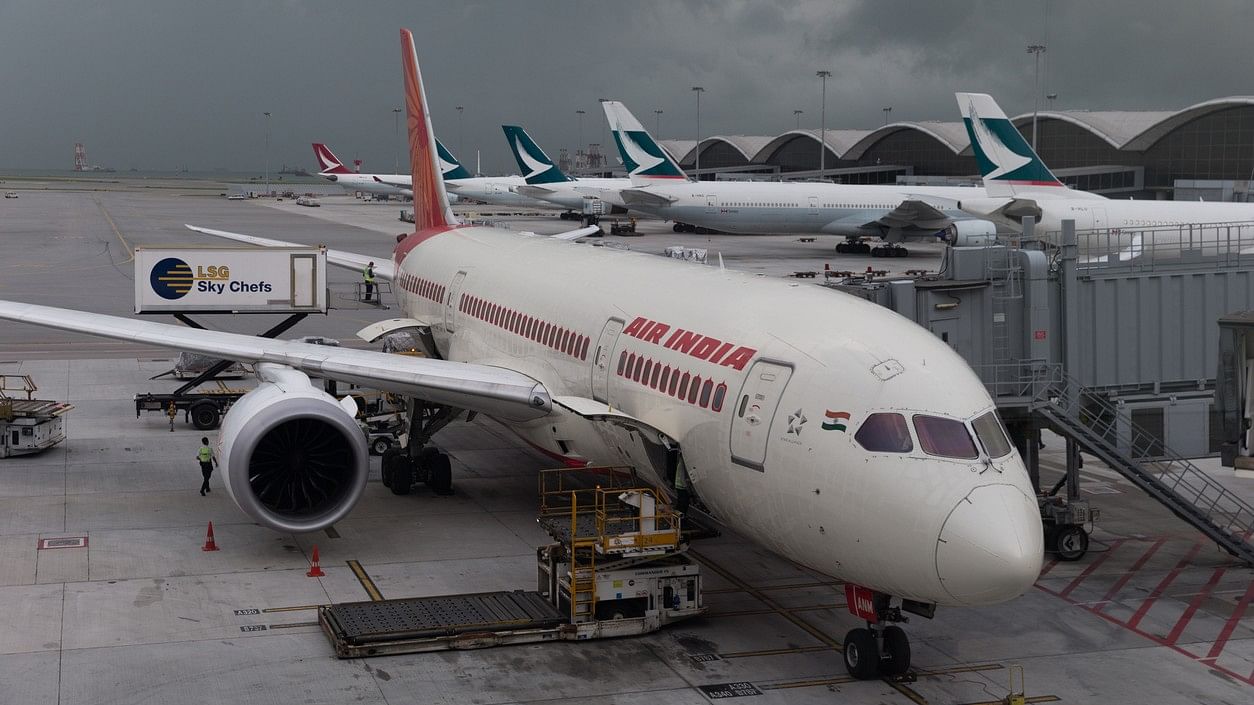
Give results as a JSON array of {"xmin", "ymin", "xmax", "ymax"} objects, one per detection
[{"xmin": 822, "ymin": 410, "xmax": 851, "ymax": 431}]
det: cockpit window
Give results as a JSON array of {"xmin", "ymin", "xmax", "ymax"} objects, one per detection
[
  {"xmin": 854, "ymin": 413, "xmax": 913, "ymax": 453},
  {"xmin": 912, "ymin": 415, "xmax": 978, "ymax": 459},
  {"xmin": 972, "ymin": 411, "xmax": 1013, "ymax": 458}
]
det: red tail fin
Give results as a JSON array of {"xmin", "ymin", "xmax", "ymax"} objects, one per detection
[
  {"xmin": 311, "ymin": 143, "xmax": 354, "ymax": 175},
  {"xmin": 400, "ymin": 29, "xmax": 455, "ymax": 231}
]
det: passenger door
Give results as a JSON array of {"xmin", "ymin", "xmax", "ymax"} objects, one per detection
[
  {"xmin": 808, "ymin": 196, "xmax": 819, "ymax": 216},
  {"xmin": 729, "ymin": 360, "xmax": 794, "ymax": 471},
  {"xmin": 706, "ymin": 194, "xmax": 718, "ymax": 214},
  {"xmin": 444, "ymin": 271, "xmax": 467, "ymax": 333},
  {"xmin": 591, "ymin": 318, "xmax": 625, "ymax": 403}
]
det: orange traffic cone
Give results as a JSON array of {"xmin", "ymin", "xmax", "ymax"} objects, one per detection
[
  {"xmin": 306, "ymin": 544, "xmax": 326, "ymax": 577},
  {"xmin": 201, "ymin": 521, "xmax": 220, "ymax": 552}
]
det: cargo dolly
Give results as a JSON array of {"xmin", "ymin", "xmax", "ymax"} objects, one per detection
[{"xmin": 319, "ymin": 466, "xmax": 705, "ymax": 657}]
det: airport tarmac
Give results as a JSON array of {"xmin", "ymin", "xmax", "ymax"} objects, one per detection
[{"xmin": 1, "ymin": 185, "xmax": 1253, "ymax": 704}]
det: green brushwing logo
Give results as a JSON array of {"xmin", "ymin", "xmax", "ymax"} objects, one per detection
[{"xmin": 502, "ymin": 126, "xmax": 571, "ymax": 185}]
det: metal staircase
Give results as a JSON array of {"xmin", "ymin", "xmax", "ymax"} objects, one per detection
[{"xmin": 1018, "ymin": 366, "xmax": 1254, "ymax": 564}]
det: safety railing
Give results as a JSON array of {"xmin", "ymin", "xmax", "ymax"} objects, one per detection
[
  {"xmin": 984, "ymin": 361, "xmax": 1254, "ymax": 563},
  {"xmin": 1027, "ymin": 220, "xmax": 1254, "ymax": 274}
]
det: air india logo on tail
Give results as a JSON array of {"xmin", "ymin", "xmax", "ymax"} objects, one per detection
[{"xmin": 966, "ymin": 101, "xmax": 1031, "ymax": 180}]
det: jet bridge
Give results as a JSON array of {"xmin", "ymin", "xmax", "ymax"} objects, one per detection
[{"xmin": 829, "ymin": 219, "xmax": 1254, "ymax": 564}]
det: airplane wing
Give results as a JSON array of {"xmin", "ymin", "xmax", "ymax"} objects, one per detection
[
  {"xmin": 869, "ymin": 199, "xmax": 953, "ymax": 231},
  {"xmin": 0, "ymin": 300, "xmax": 552, "ymax": 421},
  {"xmin": 184, "ymin": 225, "xmax": 396, "ymax": 280},
  {"xmin": 514, "ymin": 185, "xmax": 557, "ymax": 197},
  {"xmin": 372, "ymin": 175, "xmax": 413, "ymax": 192},
  {"xmin": 618, "ymin": 189, "xmax": 677, "ymax": 208}
]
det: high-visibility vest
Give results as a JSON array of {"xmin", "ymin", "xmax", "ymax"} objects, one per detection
[
  {"xmin": 363, "ymin": 266, "xmax": 374, "ymax": 283},
  {"xmin": 198, "ymin": 446, "xmax": 212, "ymax": 463}
]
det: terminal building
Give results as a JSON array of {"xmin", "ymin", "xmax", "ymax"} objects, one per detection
[{"xmin": 656, "ymin": 96, "xmax": 1254, "ymax": 201}]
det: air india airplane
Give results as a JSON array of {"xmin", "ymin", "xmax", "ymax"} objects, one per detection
[{"xmin": 0, "ymin": 30, "xmax": 1042, "ymax": 680}]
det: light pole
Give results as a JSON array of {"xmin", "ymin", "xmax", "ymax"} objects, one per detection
[
  {"xmin": 654, "ymin": 109, "xmax": 663, "ymax": 137},
  {"xmin": 263, "ymin": 111, "xmax": 271, "ymax": 196},
  {"xmin": 692, "ymin": 86, "xmax": 705, "ymax": 178},
  {"xmin": 1027, "ymin": 44, "xmax": 1047, "ymax": 150},
  {"xmin": 455, "ymin": 106, "xmax": 464, "ymax": 160},
  {"xmin": 816, "ymin": 70, "xmax": 831, "ymax": 176},
  {"xmin": 576, "ymin": 109, "xmax": 586, "ymax": 161},
  {"xmin": 882, "ymin": 106, "xmax": 892, "ymax": 126},
  {"xmin": 392, "ymin": 107, "xmax": 402, "ymax": 174},
  {"xmin": 793, "ymin": 109, "xmax": 803, "ymax": 130}
]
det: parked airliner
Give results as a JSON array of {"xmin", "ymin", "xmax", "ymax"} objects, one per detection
[
  {"xmin": 0, "ymin": 31, "xmax": 1041, "ymax": 679},
  {"xmin": 956, "ymin": 92, "xmax": 1254, "ymax": 260},
  {"xmin": 601, "ymin": 102, "xmax": 999, "ymax": 257},
  {"xmin": 502, "ymin": 125, "xmax": 634, "ymax": 214}
]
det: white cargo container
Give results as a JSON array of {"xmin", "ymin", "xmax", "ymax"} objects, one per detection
[{"xmin": 134, "ymin": 246, "xmax": 328, "ymax": 314}]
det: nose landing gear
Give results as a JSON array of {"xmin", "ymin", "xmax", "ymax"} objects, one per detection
[{"xmin": 842, "ymin": 587, "xmax": 927, "ymax": 679}]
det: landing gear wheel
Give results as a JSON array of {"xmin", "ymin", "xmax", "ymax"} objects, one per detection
[
  {"xmin": 880, "ymin": 625, "xmax": 911, "ymax": 676},
  {"xmin": 371, "ymin": 437, "xmax": 392, "ymax": 456},
  {"xmin": 382, "ymin": 448, "xmax": 411, "ymax": 495},
  {"xmin": 894, "ymin": 247, "xmax": 909, "ymax": 258},
  {"xmin": 1053, "ymin": 524, "xmax": 1090, "ymax": 561},
  {"xmin": 842, "ymin": 628, "xmax": 881, "ymax": 680},
  {"xmin": 428, "ymin": 453, "xmax": 453, "ymax": 495},
  {"xmin": 857, "ymin": 242, "xmax": 871, "ymax": 254},
  {"xmin": 673, "ymin": 223, "xmax": 684, "ymax": 232}
]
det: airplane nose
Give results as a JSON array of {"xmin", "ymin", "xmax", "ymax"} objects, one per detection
[{"xmin": 935, "ymin": 484, "xmax": 1043, "ymax": 605}]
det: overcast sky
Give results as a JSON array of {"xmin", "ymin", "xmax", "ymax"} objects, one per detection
[{"xmin": 1, "ymin": 0, "xmax": 1250, "ymax": 175}]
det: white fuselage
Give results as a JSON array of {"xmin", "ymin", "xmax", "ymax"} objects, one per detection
[
  {"xmin": 522, "ymin": 177, "xmax": 636, "ymax": 211},
  {"xmin": 320, "ymin": 172, "xmax": 411, "ymax": 198},
  {"xmin": 963, "ymin": 191, "xmax": 1254, "ymax": 257},
  {"xmin": 446, "ymin": 176, "xmax": 555, "ymax": 209},
  {"xmin": 620, "ymin": 181, "xmax": 990, "ymax": 241},
  {"xmin": 387, "ymin": 225, "xmax": 1043, "ymax": 607}
]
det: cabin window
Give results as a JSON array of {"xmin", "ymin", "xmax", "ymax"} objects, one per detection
[
  {"xmin": 972, "ymin": 411, "xmax": 1013, "ymax": 458},
  {"xmin": 633, "ymin": 355, "xmax": 644, "ymax": 381},
  {"xmin": 711, "ymin": 382, "xmax": 727, "ymax": 412},
  {"xmin": 679, "ymin": 372, "xmax": 691, "ymax": 398},
  {"xmin": 699, "ymin": 379, "xmax": 713, "ymax": 408},
  {"xmin": 626, "ymin": 353, "xmax": 636, "ymax": 377},
  {"xmin": 617, "ymin": 351, "xmax": 628, "ymax": 375},
  {"xmin": 650, "ymin": 363, "xmax": 661, "ymax": 389},
  {"xmin": 642, "ymin": 359, "xmax": 653, "ymax": 384},
  {"xmin": 913, "ymin": 415, "xmax": 978, "ymax": 459},
  {"xmin": 659, "ymin": 366, "xmax": 671, "ymax": 391},
  {"xmin": 688, "ymin": 375, "xmax": 702, "ymax": 404},
  {"xmin": 855, "ymin": 413, "xmax": 913, "ymax": 453},
  {"xmin": 669, "ymin": 370, "xmax": 680, "ymax": 396}
]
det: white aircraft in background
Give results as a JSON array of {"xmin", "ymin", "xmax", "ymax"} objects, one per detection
[
  {"xmin": 502, "ymin": 125, "xmax": 634, "ymax": 214},
  {"xmin": 368, "ymin": 139, "xmax": 554, "ymax": 210},
  {"xmin": 312, "ymin": 143, "xmax": 418, "ymax": 199},
  {"xmin": 601, "ymin": 101, "xmax": 1000, "ymax": 257},
  {"xmin": 956, "ymin": 92, "xmax": 1254, "ymax": 259},
  {"xmin": 0, "ymin": 30, "xmax": 1042, "ymax": 680}
]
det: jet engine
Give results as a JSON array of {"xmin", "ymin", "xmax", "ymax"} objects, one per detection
[
  {"xmin": 216, "ymin": 364, "xmax": 369, "ymax": 533},
  {"xmin": 943, "ymin": 219, "xmax": 999, "ymax": 247}
]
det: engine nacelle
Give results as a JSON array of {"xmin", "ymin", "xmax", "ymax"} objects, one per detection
[
  {"xmin": 944, "ymin": 219, "xmax": 999, "ymax": 247},
  {"xmin": 217, "ymin": 364, "xmax": 368, "ymax": 533}
]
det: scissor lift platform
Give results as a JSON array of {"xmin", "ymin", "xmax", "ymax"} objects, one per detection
[{"xmin": 319, "ymin": 590, "xmax": 566, "ymax": 658}]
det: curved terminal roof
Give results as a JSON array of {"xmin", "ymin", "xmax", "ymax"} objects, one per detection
[{"xmin": 656, "ymin": 97, "xmax": 1254, "ymax": 167}]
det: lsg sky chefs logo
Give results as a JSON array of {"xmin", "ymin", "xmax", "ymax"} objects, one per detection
[{"xmin": 149, "ymin": 257, "xmax": 272, "ymax": 300}]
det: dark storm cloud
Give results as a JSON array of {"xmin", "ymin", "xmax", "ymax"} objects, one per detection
[{"xmin": 0, "ymin": 1, "xmax": 1250, "ymax": 174}]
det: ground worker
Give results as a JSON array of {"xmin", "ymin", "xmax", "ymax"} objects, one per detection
[
  {"xmin": 363, "ymin": 261, "xmax": 375, "ymax": 303},
  {"xmin": 198, "ymin": 437, "xmax": 217, "ymax": 496},
  {"xmin": 166, "ymin": 401, "xmax": 177, "ymax": 432}
]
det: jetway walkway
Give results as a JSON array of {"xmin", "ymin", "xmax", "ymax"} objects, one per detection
[{"xmin": 994, "ymin": 363, "xmax": 1254, "ymax": 565}]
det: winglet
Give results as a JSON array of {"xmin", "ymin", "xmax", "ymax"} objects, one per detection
[
  {"xmin": 502, "ymin": 125, "xmax": 572, "ymax": 185},
  {"xmin": 955, "ymin": 92, "xmax": 1063, "ymax": 197},
  {"xmin": 400, "ymin": 28, "xmax": 456, "ymax": 231},
  {"xmin": 601, "ymin": 101, "xmax": 688, "ymax": 185},
  {"xmin": 312, "ymin": 143, "xmax": 354, "ymax": 175},
  {"xmin": 435, "ymin": 139, "xmax": 474, "ymax": 180}
]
